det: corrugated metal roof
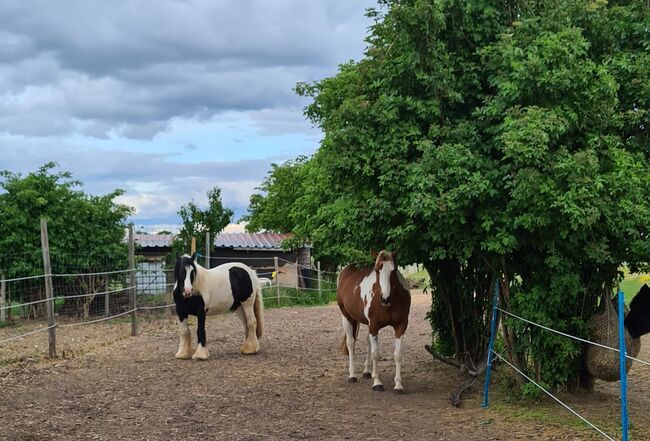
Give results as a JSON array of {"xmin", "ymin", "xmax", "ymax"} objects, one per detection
[
  {"xmin": 215, "ymin": 233, "xmax": 292, "ymax": 249},
  {"xmin": 134, "ymin": 234, "xmax": 175, "ymax": 248},
  {"xmin": 133, "ymin": 232, "xmax": 292, "ymax": 250}
]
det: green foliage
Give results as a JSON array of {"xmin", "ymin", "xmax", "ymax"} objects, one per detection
[
  {"xmin": 0, "ymin": 163, "xmax": 133, "ymax": 304},
  {"xmin": 264, "ymin": 0, "xmax": 650, "ymax": 392},
  {"xmin": 176, "ymin": 186, "xmax": 233, "ymax": 255},
  {"xmin": 244, "ymin": 156, "xmax": 310, "ymax": 234}
]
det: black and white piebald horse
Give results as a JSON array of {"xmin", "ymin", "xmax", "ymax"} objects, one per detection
[{"xmin": 173, "ymin": 253, "xmax": 264, "ymax": 359}]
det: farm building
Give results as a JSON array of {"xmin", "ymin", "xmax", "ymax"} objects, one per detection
[{"xmin": 132, "ymin": 232, "xmax": 313, "ymax": 294}]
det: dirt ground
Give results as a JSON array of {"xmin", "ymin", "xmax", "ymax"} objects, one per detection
[{"xmin": 1, "ymin": 291, "xmax": 649, "ymax": 441}]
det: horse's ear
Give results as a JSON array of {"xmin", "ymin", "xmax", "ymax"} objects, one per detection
[
  {"xmin": 391, "ymin": 250, "xmax": 398, "ymax": 259},
  {"xmin": 190, "ymin": 252, "xmax": 197, "ymax": 262},
  {"xmin": 370, "ymin": 248, "xmax": 378, "ymax": 258}
]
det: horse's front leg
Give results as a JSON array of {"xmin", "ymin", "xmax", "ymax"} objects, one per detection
[
  {"xmin": 192, "ymin": 308, "xmax": 209, "ymax": 360},
  {"xmin": 175, "ymin": 316, "xmax": 192, "ymax": 359},
  {"xmin": 393, "ymin": 335, "xmax": 404, "ymax": 393},
  {"xmin": 362, "ymin": 334, "xmax": 372, "ymax": 379},
  {"xmin": 369, "ymin": 330, "xmax": 384, "ymax": 391}
]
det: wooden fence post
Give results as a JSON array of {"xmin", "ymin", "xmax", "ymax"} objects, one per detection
[
  {"xmin": 204, "ymin": 232, "xmax": 211, "ymax": 269},
  {"xmin": 0, "ymin": 270, "xmax": 6, "ymax": 323},
  {"xmin": 317, "ymin": 261, "xmax": 322, "ymax": 299},
  {"xmin": 40, "ymin": 218, "xmax": 57, "ymax": 358},
  {"xmin": 274, "ymin": 256, "xmax": 280, "ymax": 306},
  {"xmin": 128, "ymin": 224, "xmax": 137, "ymax": 336},
  {"xmin": 191, "ymin": 237, "xmax": 196, "ymax": 255},
  {"xmin": 104, "ymin": 277, "xmax": 110, "ymax": 316}
]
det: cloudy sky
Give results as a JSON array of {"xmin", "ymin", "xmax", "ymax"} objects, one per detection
[{"xmin": 0, "ymin": 0, "xmax": 376, "ymax": 228}]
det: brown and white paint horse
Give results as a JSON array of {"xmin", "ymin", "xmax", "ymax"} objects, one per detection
[
  {"xmin": 337, "ymin": 250, "xmax": 411, "ymax": 392},
  {"xmin": 173, "ymin": 254, "xmax": 264, "ymax": 360}
]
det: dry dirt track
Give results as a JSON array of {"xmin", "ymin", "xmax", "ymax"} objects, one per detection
[{"xmin": 1, "ymin": 292, "xmax": 648, "ymax": 441}]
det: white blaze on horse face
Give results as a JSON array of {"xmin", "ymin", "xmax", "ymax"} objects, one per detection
[
  {"xmin": 183, "ymin": 265, "xmax": 194, "ymax": 296},
  {"xmin": 378, "ymin": 259, "xmax": 394, "ymax": 302}
]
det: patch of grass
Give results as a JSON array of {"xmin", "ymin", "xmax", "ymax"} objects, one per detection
[
  {"xmin": 261, "ymin": 286, "xmax": 336, "ymax": 309},
  {"xmin": 402, "ymin": 266, "xmax": 430, "ymax": 289}
]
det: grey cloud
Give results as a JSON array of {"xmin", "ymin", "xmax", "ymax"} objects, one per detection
[
  {"xmin": 0, "ymin": 0, "xmax": 375, "ymax": 139},
  {"xmin": 0, "ymin": 143, "xmax": 280, "ymax": 223}
]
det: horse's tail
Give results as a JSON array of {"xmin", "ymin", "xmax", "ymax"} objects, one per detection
[{"xmin": 253, "ymin": 287, "xmax": 264, "ymax": 339}]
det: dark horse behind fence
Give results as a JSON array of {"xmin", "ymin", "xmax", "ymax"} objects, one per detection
[
  {"xmin": 173, "ymin": 253, "xmax": 264, "ymax": 360},
  {"xmin": 336, "ymin": 250, "xmax": 411, "ymax": 392}
]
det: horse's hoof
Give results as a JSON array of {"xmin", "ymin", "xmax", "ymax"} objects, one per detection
[
  {"xmin": 347, "ymin": 377, "xmax": 358, "ymax": 383},
  {"xmin": 373, "ymin": 384, "xmax": 385, "ymax": 392},
  {"xmin": 393, "ymin": 388, "xmax": 405, "ymax": 395},
  {"xmin": 362, "ymin": 372, "xmax": 372, "ymax": 379},
  {"xmin": 175, "ymin": 352, "xmax": 192, "ymax": 360}
]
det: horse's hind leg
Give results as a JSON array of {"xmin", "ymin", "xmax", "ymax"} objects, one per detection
[
  {"xmin": 235, "ymin": 308, "xmax": 249, "ymax": 339},
  {"xmin": 239, "ymin": 303, "xmax": 260, "ymax": 355},
  {"xmin": 175, "ymin": 317, "xmax": 192, "ymax": 359},
  {"xmin": 342, "ymin": 316, "xmax": 358, "ymax": 382}
]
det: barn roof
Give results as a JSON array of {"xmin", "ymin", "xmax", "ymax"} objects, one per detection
[
  {"xmin": 133, "ymin": 232, "xmax": 294, "ymax": 250},
  {"xmin": 134, "ymin": 234, "xmax": 175, "ymax": 248},
  {"xmin": 215, "ymin": 232, "xmax": 292, "ymax": 249}
]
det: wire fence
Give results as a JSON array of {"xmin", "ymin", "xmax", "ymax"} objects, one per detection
[
  {"xmin": 483, "ymin": 282, "xmax": 650, "ymax": 441},
  {"xmin": 0, "ymin": 222, "xmax": 340, "ymax": 364}
]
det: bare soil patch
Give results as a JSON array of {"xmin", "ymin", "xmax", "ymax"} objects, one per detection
[{"xmin": 1, "ymin": 292, "xmax": 648, "ymax": 440}]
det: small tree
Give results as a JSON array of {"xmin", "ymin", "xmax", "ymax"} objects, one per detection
[
  {"xmin": 173, "ymin": 186, "xmax": 233, "ymax": 264},
  {"xmin": 0, "ymin": 162, "xmax": 133, "ymax": 317}
]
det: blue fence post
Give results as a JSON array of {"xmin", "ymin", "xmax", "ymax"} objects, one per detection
[
  {"xmin": 482, "ymin": 279, "xmax": 500, "ymax": 408},
  {"xmin": 618, "ymin": 289, "xmax": 629, "ymax": 441}
]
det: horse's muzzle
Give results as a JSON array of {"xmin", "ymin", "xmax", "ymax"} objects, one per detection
[{"xmin": 381, "ymin": 296, "xmax": 391, "ymax": 306}]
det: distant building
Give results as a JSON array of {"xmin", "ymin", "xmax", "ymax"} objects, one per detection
[{"xmin": 132, "ymin": 231, "xmax": 312, "ymax": 294}]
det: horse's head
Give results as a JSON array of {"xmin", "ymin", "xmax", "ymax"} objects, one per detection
[
  {"xmin": 371, "ymin": 249, "xmax": 397, "ymax": 305},
  {"xmin": 174, "ymin": 253, "xmax": 197, "ymax": 299}
]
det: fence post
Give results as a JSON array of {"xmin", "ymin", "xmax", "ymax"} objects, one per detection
[
  {"xmin": 0, "ymin": 270, "xmax": 5, "ymax": 323},
  {"xmin": 40, "ymin": 218, "xmax": 57, "ymax": 358},
  {"xmin": 191, "ymin": 237, "xmax": 196, "ymax": 255},
  {"xmin": 104, "ymin": 277, "xmax": 110, "ymax": 316},
  {"xmin": 618, "ymin": 289, "xmax": 629, "ymax": 441},
  {"xmin": 128, "ymin": 224, "xmax": 137, "ymax": 337},
  {"xmin": 274, "ymin": 256, "xmax": 280, "ymax": 306},
  {"xmin": 482, "ymin": 279, "xmax": 500, "ymax": 408},
  {"xmin": 317, "ymin": 261, "xmax": 322, "ymax": 299},
  {"xmin": 204, "ymin": 232, "xmax": 211, "ymax": 269}
]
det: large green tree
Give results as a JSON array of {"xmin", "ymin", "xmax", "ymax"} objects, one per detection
[
  {"xmin": 0, "ymin": 162, "xmax": 133, "ymax": 317},
  {"xmin": 257, "ymin": 0, "xmax": 648, "ymax": 391},
  {"xmin": 244, "ymin": 156, "xmax": 310, "ymax": 234}
]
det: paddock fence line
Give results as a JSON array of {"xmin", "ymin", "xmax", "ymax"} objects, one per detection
[
  {"xmin": 482, "ymin": 281, "xmax": 649, "ymax": 441},
  {"xmin": 0, "ymin": 220, "xmax": 339, "ymax": 363}
]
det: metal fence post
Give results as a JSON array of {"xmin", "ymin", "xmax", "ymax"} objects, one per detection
[
  {"xmin": 274, "ymin": 256, "xmax": 280, "ymax": 306},
  {"xmin": 128, "ymin": 224, "xmax": 137, "ymax": 336},
  {"xmin": 40, "ymin": 218, "xmax": 57, "ymax": 358},
  {"xmin": 204, "ymin": 232, "xmax": 211, "ymax": 269},
  {"xmin": 618, "ymin": 289, "xmax": 629, "ymax": 441},
  {"xmin": 482, "ymin": 279, "xmax": 500, "ymax": 408}
]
